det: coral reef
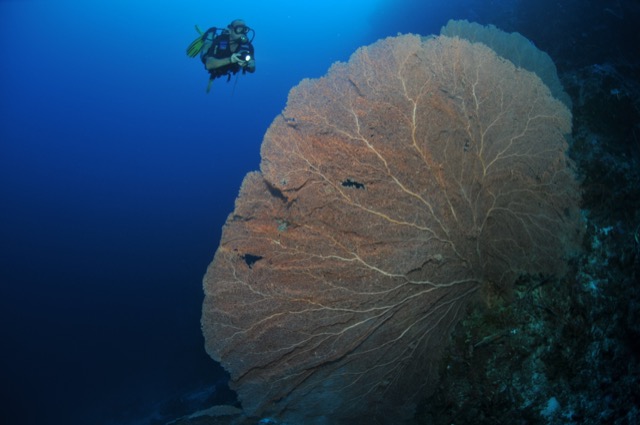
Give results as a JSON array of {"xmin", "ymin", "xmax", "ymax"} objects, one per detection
[
  {"xmin": 415, "ymin": 59, "xmax": 640, "ymax": 425},
  {"xmin": 201, "ymin": 29, "xmax": 582, "ymax": 424}
]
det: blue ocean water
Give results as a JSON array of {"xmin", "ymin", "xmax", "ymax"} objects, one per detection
[{"xmin": 1, "ymin": 1, "xmax": 638, "ymax": 424}]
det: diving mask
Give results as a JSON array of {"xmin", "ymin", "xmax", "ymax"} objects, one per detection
[{"xmin": 234, "ymin": 25, "xmax": 250, "ymax": 35}]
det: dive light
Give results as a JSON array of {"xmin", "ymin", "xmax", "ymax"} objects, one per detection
[{"xmin": 238, "ymin": 50, "xmax": 252, "ymax": 62}]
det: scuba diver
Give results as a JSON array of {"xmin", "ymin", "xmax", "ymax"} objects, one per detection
[{"xmin": 186, "ymin": 19, "xmax": 256, "ymax": 93}]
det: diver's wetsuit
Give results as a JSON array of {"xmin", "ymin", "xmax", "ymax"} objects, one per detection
[{"xmin": 202, "ymin": 32, "xmax": 255, "ymax": 81}]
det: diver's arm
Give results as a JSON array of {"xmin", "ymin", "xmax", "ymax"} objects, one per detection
[
  {"xmin": 205, "ymin": 56, "xmax": 233, "ymax": 71},
  {"xmin": 205, "ymin": 55, "xmax": 255, "ymax": 72}
]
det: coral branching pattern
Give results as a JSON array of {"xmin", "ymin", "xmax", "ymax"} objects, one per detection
[{"xmin": 202, "ymin": 33, "xmax": 583, "ymax": 424}]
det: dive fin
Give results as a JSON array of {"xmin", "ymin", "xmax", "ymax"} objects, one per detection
[
  {"xmin": 206, "ymin": 77, "xmax": 214, "ymax": 93},
  {"xmin": 186, "ymin": 36, "xmax": 204, "ymax": 58},
  {"xmin": 186, "ymin": 25, "xmax": 206, "ymax": 57}
]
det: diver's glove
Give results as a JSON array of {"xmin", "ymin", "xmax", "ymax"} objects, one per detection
[{"xmin": 230, "ymin": 53, "xmax": 247, "ymax": 66}]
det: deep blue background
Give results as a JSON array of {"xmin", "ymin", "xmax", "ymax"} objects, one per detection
[{"xmin": 1, "ymin": 1, "xmax": 637, "ymax": 424}]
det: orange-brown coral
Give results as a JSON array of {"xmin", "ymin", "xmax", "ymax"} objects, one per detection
[{"xmin": 202, "ymin": 33, "xmax": 583, "ymax": 424}]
